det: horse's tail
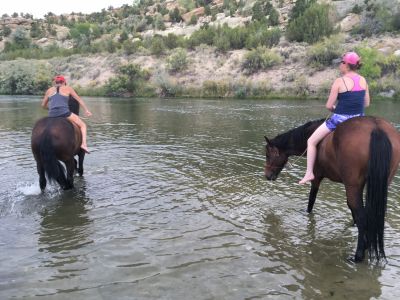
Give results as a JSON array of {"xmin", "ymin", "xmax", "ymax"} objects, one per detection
[
  {"xmin": 40, "ymin": 129, "xmax": 67, "ymax": 187},
  {"xmin": 366, "ymin": 128, "xmax": 392, "ymax": 261}
]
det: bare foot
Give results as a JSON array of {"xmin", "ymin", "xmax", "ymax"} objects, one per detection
[
  {"xmin": 81, "ymin": 145, "xmax": 90, "ymax": 154},
  {"xmin": 299, "ymin": 173, "xmax": 314, "ymax": 185}
]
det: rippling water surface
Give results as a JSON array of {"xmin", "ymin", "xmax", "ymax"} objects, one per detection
[{"xmin": 1, "ymin": 96, "xmax": 400, "ymax": 299}]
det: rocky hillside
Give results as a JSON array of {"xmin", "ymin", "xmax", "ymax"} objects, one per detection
[{"xmin": 0, "ymin": 0, "xmax": 399, "ymax": 99}]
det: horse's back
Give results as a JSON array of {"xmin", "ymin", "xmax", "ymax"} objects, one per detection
[
  {"xmin": 32, "ymin": 117, "xmax": 81, "ymax": 158},
  {"xmin": 321, "ymin": 116, "xmax": 400, "ymax": 184}
]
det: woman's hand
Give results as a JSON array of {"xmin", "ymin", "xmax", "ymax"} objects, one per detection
[{"xmin": 84, "ymin": 110, "xmax": 92, "ymax": 117}]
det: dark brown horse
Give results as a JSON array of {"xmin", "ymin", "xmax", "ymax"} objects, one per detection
[
  {"xmin": 264, "ymin": 116, "xmax": 400, "ymax": 262},
  {"xmin": 31, "ymin": 97, "xmax": 85, "ymax": 190}
]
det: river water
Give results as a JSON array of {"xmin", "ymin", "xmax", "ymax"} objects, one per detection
[{"xmin": 1, "ymin": 96, "xmax": 400, "ymax": 299}]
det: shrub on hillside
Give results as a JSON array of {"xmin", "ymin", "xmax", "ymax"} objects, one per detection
[
  {"xmin": 0, "ymin": 60, "xmax": 53, "ymax": 95},
  {"xmin": 354, "ymin": 2, "xmax": 400, "ymax": 36},
  {"xmin": 104, "ymin": 64, "xmax": 151, "ymax": 97},
  {"xmin": 167, "ymin": 48, "xmax": 189, "ymax": 73},
  {"xmin": 4, "ymin": 28, "xmax": 31, "ymax": 51},
  {"xmin": 169, "ymin": 7, "xmax": 182, "ymax": 23},
  {"xmin": 149, "ymin": 36, "xmax": 166, "ymax": 56},
  {"xmin": 307, "ymin": 35, "xmax": 344, "ymax": 69},
  {"xmin": 286, "ymin": 3, "xmax": 334, "ymax": 44},
  {"xmin": 252, "ymin": 0, "xmax": 280, "ymax": 26},
  {"xmin": 241, "ymin": 47, "xmax": 282, "ymax": 75},
  {"xmin": 289, "ymin": 0, "xmax": 316, "ymax": 21},
  {"xmin": 355, "ymin": 46, "xmax": 382, "ymax": 79},
  {"xmin": 245, "ymin": 27, "xmax": 281, "ymax": 49}
]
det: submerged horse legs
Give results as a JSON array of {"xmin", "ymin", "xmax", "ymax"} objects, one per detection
[
  {"xmin": 345, "ymin": 184, "xmax": 366, "ymax": 262},
  {"xmin": 307, "ymin": 177, "xmax": 322, "ymax": 213},
  {"xmin": 64, "ymin": 159, "xmax": 75, "ymax": 190},
  {"xmin": 37, "ymin": 162, "xmax": 47, "ymax": 191},
  {"xmin": 78, "ymin": 150, "xmax": 85, "ymax": 176}
]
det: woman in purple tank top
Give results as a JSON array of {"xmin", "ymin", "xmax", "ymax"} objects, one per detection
[
  {"xmin": 299, "ymin": 52, "xmax": 371, "ymax": 184},
  {"xmin": 41, "ymin": 75, "xmax": 92, "ymax": 153}
]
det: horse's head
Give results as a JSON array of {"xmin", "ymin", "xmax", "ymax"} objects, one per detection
[{"xmin": 264, "ymin": 136, "xmax": 288, "ymax": 181}]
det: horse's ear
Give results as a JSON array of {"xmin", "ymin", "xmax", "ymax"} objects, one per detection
[{"xmin": 264, "ymin": 136, "xmax": 271, "ymax": 144}]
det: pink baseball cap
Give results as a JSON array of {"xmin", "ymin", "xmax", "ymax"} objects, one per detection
[{"xmin": 342, "ymin": 52, "xmax": 360, "ymax": 65}]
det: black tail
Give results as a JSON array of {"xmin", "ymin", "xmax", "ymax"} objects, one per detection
[
  {"xmin": 40, "ymin": 130, "xmax": 67, "ymax": 188},
  {"xmin": 366, "ymin": 128, "xmax": 392, "ymax": 261}
]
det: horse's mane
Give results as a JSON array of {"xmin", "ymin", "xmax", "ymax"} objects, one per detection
[{"xmin": 271, "ymin": 119, "xmax": 325, "ymax": 150}]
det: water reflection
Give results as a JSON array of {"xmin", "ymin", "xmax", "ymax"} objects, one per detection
[
  {"xmin": 38, "ymin": 180, "xmax": 92, "ymax": 280},
  {"xmin": 260, "ymin": 209, "xmax": 383, "ymax": 299}
]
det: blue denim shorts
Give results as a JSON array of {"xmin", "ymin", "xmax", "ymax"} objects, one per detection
[{"xmin": 325, "ymin": 113, "xmax": 363, "ymax": 131}]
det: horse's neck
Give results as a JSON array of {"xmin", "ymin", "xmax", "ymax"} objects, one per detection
[{"xmin": 286, "ymin": 121, "xmax": 324, "ymax": 156}]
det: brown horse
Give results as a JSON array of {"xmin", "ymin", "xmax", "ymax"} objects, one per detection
[
  {"xmin": 31, "ymin": 97, "xmax": 85, "ymax": 190},
  {"xmin": 264, "ymin": 116, "xmax": 400, "ymax": 262}
]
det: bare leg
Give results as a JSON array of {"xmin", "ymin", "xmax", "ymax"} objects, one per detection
[
  {"xmin": 299, "ymin": 123, "xmax": 331, "ymax": 184},
  {"xmin": 68, "ymin": 113, "xmax": 89, "ymax": 153}
]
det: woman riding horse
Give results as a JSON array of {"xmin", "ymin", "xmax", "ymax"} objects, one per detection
[
  {"xmin": 41, "ymin": 75, "xmax": 92, "ymax": 153},
  {"xmin": 32, "ymin": 75, "xmax": 92, "ymax": 190},
  {"xmin": 299, "ymin": 52, "xmax": 370, "ymax": 184},
  {"xmin": 264, "ymin": 53, "xmax": 400, "ymax": 262}
]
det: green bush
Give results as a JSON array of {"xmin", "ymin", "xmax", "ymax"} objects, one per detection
[
  {"xmin": 169, "ymin": 7, "xmax": 182, "ymax": 23},
  {"xmin": 167, "ymin": 48, "xmax": 189, "ymax": 73},
  {"xmin": 241, "ymin": 47, "xmax": 282, "ymax": 75},
  {"xmin": 245, "ymin": 27, "xmax": 281, "ymax": 49},
  {"xmin": 307, "ymin": 35, "xmax": 344, "ymax": 68},
  {"xmin": 252, "ymin": 0, "xmax": 280, "ymax": 26},
  {"xmin": 213, "ymin": 34, "xmax": 230, "ymax": 52},
  {"xmin": 189, "ymin": 14, "xmax": 198, "ymax": 25},
  {"xmin": 2, "ymin": 25, "xmax": 12, "ymax": 37},
  {"xmin": 289, "ymin": 0, "xmax": 316, "ymax": 21},
  {"xmin": 0, "ymin": 60, "xmax": 53, "ymax": 95},
  {"xmin": 286, "ymin": 3, "xmax": 334, "ymax": 44},
  {"xmin": 4, "ymin": 28, "xmax": 31, "ymax": 51},
  {"xmin": 202, "ymin": 80, "xmax": 229, "ymax": 98},
  {"xmin": 104, "ymin": 64, "xmax": 151, "ymax": 97},
  {"xmin": 149, "ymin": 36, "xmax": 166, "ymax": 56},
  {"xmin": 355, "ymin": 46, "xmax": 382, "ymax": 79},
  {"xmin": 354, "ymin": 2, "xmax": 400, "ymax": 36},
  {"xmin": 154, "ymin": 70, "xmax": 182, "ymax": 97}
]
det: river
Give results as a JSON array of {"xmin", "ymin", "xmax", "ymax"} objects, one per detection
[{"xmin": 1, "ymin": 96, "xmax": 400, "ymax": 299}]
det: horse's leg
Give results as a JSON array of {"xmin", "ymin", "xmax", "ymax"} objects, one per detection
[
  {"xmin": 78, "ymin": 149, "xmax": 85, "ymax": 176},
  {"xmin": 37, "ymin": 162, "xmax": 47, "ymax": 191},
  {"xmin": 307, "ymin": 177, "xmax": 322, "ymax": 213},
  {"xmin": 64, "ymin": 159, "xmax": 75, "ymax": 190},
  {"xmin": 345, "ymin": 184, "xmax": 366, "ymax": 262}
]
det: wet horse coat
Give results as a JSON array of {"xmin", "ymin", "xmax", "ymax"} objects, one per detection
[{"xmin": 264, "ymin": 116, "xmax": 400, "ymax": 262}]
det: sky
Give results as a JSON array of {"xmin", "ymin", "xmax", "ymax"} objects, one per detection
[{"xmin": 0, "ymin": 0, "xmax": 132, "ymax": 18}]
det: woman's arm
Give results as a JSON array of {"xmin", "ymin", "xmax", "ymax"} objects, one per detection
[
  {"xmin": 325, "ymin": 79, "xmax": 340, "ymax": 112},
  {"xmin": 41, "ymin": 89, "xmax": 50, "ymax": 109},
  {"xmin": 69, "ymin": 87, "xmax": 92, "ymax": 116},
  {"xmin": 364, "ymin": 83, "xmax": 370, "ymax": 107}
]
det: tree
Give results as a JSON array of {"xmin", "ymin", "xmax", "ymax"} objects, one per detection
[
  {"xmin": 289, "ymin": 0, "xmax": 316, "ymax": 21},
  {"xmin": 169, "ymin": 7, "xmax": 182, "ymax": 23},
  {"xmin": 252, "ymin": 0, "xmax": 280, "ymax": 26},
  {"xmin": 12, "ymin": 27, "xmax": 31, "ymax": 49},
  {"xmin": 286, "ymin": 3, "xmax": 334, "ymax": 44},
  {"xmin": 30, "ymin": 21, "xmax": 43, "ymax": 38}
]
